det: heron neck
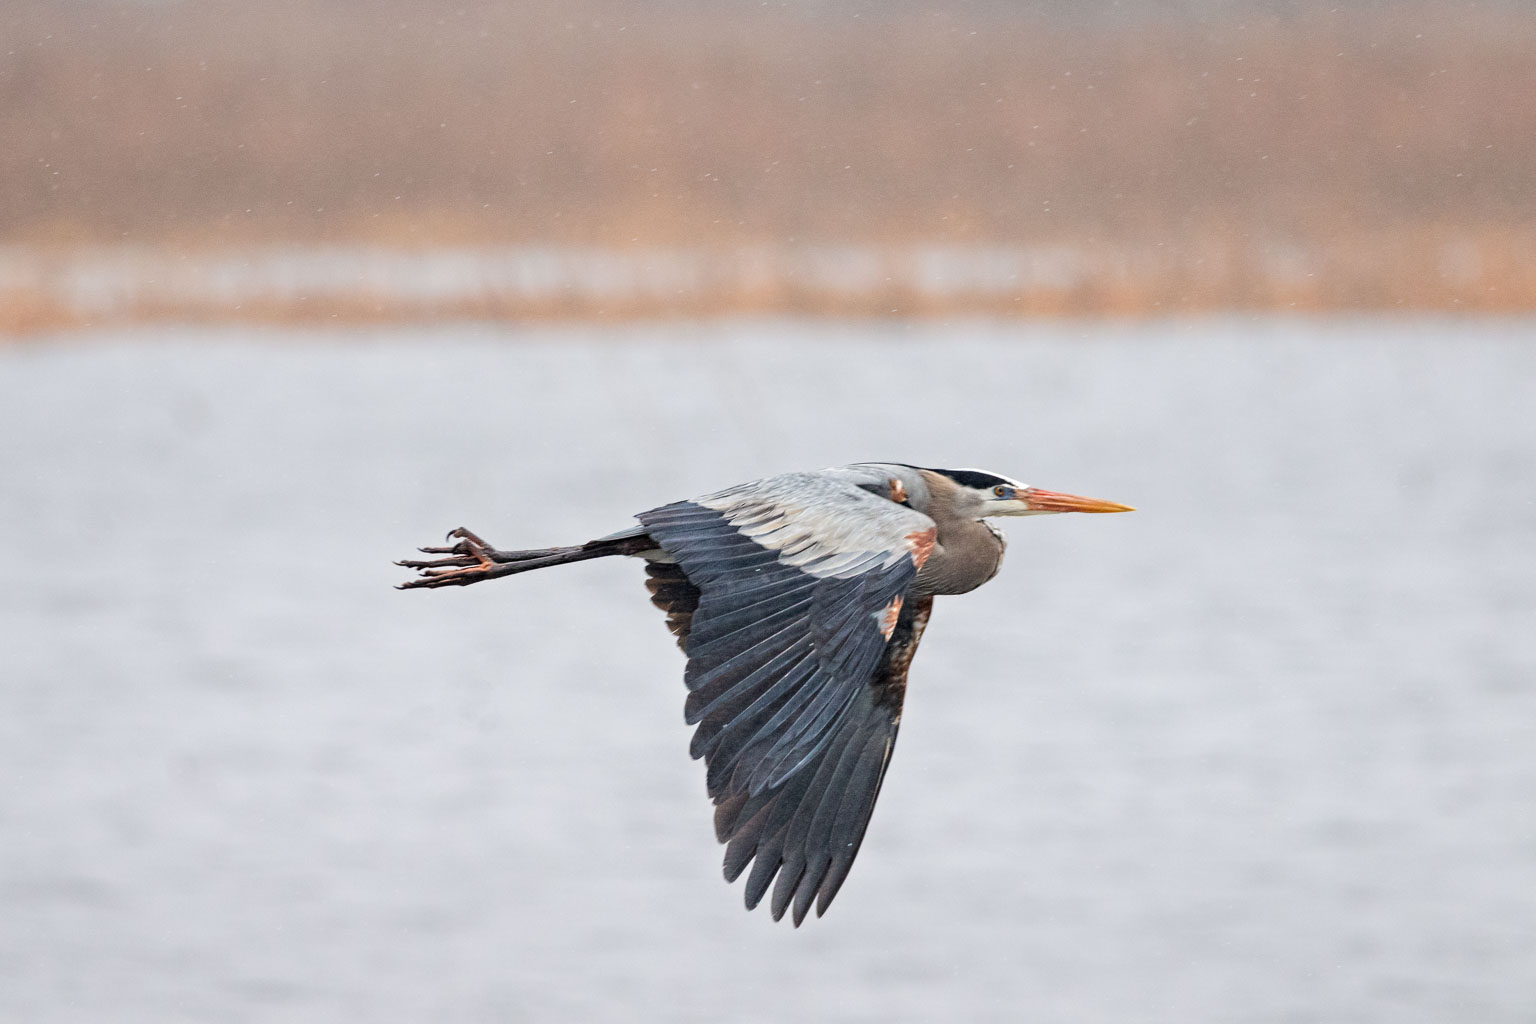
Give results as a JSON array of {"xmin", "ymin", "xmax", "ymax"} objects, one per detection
[{"xmin": 914, "ymin": 472, "xmax": 1007, "ymax": 596}]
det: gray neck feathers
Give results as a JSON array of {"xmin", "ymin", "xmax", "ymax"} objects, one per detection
[{"xmin": 913, "ymin": 470, "xmax": 1006, "ymax": 596}]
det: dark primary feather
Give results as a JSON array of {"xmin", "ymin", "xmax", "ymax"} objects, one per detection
[
  {"xmin": 636, "ymin": 477, "xmax": 936, "ymax": 923},
  {"xmin": 714, "ymin": 596, "xmax": 930, "ymax": 924}
]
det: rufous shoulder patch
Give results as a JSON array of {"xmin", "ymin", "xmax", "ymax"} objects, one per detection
[
  {"xmin": 906, "ymin": 526, "xmax": 937, "ymax": 569},
  {"xmin": 877, "ymin": 595, "xmax": 904, "ymax": 641}
]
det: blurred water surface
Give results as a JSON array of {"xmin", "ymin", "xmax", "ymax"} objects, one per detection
[{"xmin": 2, "ymin": 319, "xmax": 1533, "ymax": 1023}]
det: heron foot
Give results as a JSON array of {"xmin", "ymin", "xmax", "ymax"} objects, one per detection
[{"xmin": 396, "ymin": 527, "xmax": 507, "ymax": 588}]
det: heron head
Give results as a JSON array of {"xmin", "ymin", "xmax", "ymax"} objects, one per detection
[{"xmin": 929, "ymin": 468, "xmax": 1135, "ymax": 518}]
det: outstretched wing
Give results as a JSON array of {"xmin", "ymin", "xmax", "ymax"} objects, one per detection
[{"xmin": 637, "ymin": 472, "xmax": 937, "ymax": 924}]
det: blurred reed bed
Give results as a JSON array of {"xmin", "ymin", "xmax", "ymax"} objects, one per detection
[{"xmin": 2, "ymin": 0, "xmax": 1533, "ymax": 329}]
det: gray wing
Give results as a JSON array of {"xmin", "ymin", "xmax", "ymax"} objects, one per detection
[{"xmin": 637, "ymin": 472, "xmax": 938, "ymax": 924}]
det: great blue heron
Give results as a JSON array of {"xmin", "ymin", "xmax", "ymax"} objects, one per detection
[{"xmin": 398, "ymin": 463, "xmax": 1132, "ymax": 924}]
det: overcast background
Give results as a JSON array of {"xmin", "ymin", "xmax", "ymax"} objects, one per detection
[{"xmin": 2, "ymin": 2, "xmax": 1534, "ymax": 1021}]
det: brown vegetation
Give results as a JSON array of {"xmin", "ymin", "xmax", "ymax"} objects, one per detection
[{"xmin": 2, "ymin": 0, "xmax": 1533, "ymax": 324}]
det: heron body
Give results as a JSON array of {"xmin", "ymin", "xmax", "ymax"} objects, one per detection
[{"xmin": 399, "ymin": 463, "xmax": 1131, "ymax": 924}]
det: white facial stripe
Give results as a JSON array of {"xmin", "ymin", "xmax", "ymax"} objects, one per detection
[{"xmin": 950, "ymin": 468, "xmax": 1029, "ymax": 492}]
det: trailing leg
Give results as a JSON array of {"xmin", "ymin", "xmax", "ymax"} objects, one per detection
[{"xmin": 396, "ymin": 526, "xmax": 657, "ymax": 589}]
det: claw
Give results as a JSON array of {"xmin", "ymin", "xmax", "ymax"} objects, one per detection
[
  {"xmin": 399, "ymin": 527, "xmax": 500, "ymax": 588},
  {"xmin": 448, "ymin": 527, "xmax": 493, "ymax": 550}
]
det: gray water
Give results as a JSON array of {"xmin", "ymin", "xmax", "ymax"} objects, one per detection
[{"xmin": 2, "ymin": 319, "xmax": 1533, "ymax": 1023}]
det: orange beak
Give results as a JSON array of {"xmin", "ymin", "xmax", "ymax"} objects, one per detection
[{"xmin": 1021, "ymin": 487, "xmax": 1136, "ymax": 513}]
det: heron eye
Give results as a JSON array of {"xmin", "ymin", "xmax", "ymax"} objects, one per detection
[{"xmin": 993, "ymin": 485, "xmax": 1008, "ymax": 498}]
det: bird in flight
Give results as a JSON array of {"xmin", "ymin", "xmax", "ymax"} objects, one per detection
[{"xmin": 398, "ymin": 463, "xmax": 1132, "ymax": 925}]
